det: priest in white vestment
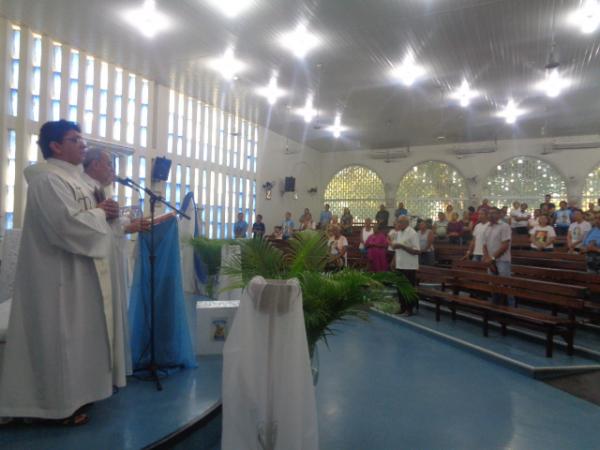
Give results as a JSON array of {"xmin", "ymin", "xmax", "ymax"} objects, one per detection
[
  {"xmin": 0, "ymin": 120, "xmax": 120, "ymax": 424},
  {"xmin": 81, "ymin": 148, "xmax": 149, "ymax": 388}
]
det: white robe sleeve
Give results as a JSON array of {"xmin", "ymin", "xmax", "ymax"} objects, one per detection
[{"xmin": 29, "ymin": 173, "xmax": 110, "ymax": 258}]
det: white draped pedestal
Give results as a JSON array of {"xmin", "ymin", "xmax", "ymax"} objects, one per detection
[
  {"xmin": 195, "ymin": 300, "xmax": 239, "ymax": 355},
  {"xmin": 222, "ymin": 276, "xmax": 319, "ymax": 450}
]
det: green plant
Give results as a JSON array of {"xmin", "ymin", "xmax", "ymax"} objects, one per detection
[
  {"xmin": 201, "ymin": 230, "xmax": 417, "ymax": 355},
  {"xmin": 189, "ymin": 237, "xmax": 236, "ymax": 298}
]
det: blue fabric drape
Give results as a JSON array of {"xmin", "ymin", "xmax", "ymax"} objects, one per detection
[
  {"xmin": 129, "ymin": 217, "xmax": 197, "ymax": 371},
  {"xmin": 181, "ymin": 192, "xmax": 207, "ymax": 284}
]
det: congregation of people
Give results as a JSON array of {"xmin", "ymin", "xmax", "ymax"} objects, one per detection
[{"xmin": 233, "ymin": 196, "xmax": 600, "ymax": 294}]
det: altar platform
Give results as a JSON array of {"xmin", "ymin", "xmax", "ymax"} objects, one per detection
[{"xmin": 0, "ymin": 356, "xmax": 222, "ymax": 450}]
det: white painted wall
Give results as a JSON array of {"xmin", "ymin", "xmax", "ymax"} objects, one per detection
[
  {"xmin": 297, "ymin": 136, "xmax": 600, "ymax": 212},
  {"xmin": 255, "ymin": 129, "xmax": 323, "ymax": 230}
]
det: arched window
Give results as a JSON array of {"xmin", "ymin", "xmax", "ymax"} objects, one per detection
[
  {"xmin": 582, "ymin": 164, "xmax": 600, "ymax": 210},
  {"xmin": 324, "ymin": 166, "xmax": 385, "ymax": 222},
  {"xmin": 396, "ymin": 161, "xmax": 468, "ymax": 220},
  {"xmin": 482, "ymin": 157, "xmax": 566, "ymax": 208}
]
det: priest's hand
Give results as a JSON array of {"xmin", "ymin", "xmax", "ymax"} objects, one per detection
[
  {"xmin": 125, "ymin": 218, "xmax": 152, "ymax": 233},
  {"xmin": 98, "ymin": 199, "xmax": 120, "ymax": 220}
]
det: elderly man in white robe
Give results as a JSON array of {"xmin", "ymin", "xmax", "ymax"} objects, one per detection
[
  {"xmin": 0, "ymin": 120, "xmax": 119, "ymax": 426},
  {"xmin": 81, "ymin": 148, "xmax": 150, "ymax": 388}
]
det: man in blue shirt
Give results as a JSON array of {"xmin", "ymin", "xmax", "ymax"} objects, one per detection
[
  {"xmin": 319, "ymin": 204, "xmax": 332, "ymax": 229},
  {"xmin": 394, "ymin": 202, "xmax": 408, "ymax": 219},
  {"xmin": 583, "ymin": 213, "xmax": 600, "ymax": 274},
  {"xmin": 252, "ymin": 214, "xmax": 266, "ymax": 239},
  {"xmin": 234, "ymin": 212, "xmax": 248, "ymax": 239},
  {"xmin": 282, "ymin": 211, "xmax": 295, "ymax": 239},
  {"xmin": 553, "ymin": 201, "xmax": 571, "ymax": 236}
]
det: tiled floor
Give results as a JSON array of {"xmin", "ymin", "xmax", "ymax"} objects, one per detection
[
  {"xmin": 0, "ymin": 356, "xmax": 222, "ymax": 450},
  {"xmin": 315, "ymin": 313, "xmax": 600, "ymax": 450}
]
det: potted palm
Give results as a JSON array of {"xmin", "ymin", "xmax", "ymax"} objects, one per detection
[{"xmin": 192, "ymin": 230, "xmax": 417, "ymax": 360}]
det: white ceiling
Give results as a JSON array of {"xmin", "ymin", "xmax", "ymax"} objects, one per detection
[{"xmin": 2, "ymin": 0, "xmax": 600, "ymax": 152}]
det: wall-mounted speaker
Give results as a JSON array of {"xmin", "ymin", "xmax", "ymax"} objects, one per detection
[
  {"xmin": 284, "ymin": 176, "xmax": 296, "ymax": 192},
  {"xmin": 152, "ymin": 157, "xmax": 172, "ymax": 181}
]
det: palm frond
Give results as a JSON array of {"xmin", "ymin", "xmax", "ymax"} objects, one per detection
[
  {"xmin": 286, "ymin": 230, "xmax": 330, "ymax": 277},
  {"xmin": 222, "ymin": 238, "xmax": 286, "ymax": 283}
]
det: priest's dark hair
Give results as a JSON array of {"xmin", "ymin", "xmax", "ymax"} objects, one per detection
[{"xmin": 38, "ymin": 120, "xmax": 81, "ymax": 160}]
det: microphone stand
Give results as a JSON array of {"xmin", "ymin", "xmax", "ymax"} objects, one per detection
[{"xmin": 118, "ymin": 177, "xmax": 190, "ymax": 391}]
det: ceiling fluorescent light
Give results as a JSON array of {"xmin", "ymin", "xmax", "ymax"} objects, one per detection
[
  {"xmin": 497, "ymin": 99, "xmax": 525, "ymax": 124},
  {"xmin": 327, "ymin": 113, "xmax": 347, "ymax": 138},
  {"xmin": 208, "ymin": 47, "xmax": 246, "ymax": 80},
  {"xmin": 569, "ymin": 0, "xmax": 600, "ymax": 34},
  {"xmin": 204, "ymin": 0, "xmax": 254, "ymax": 18},
  {"xmin": 391, "ymin": 52, "xmax": 426, "ymax": 87},
  {"xmin": 535, "ymin": 68, "xmax": 571, "ymax": 98},
  {"xmin": 256, "ymin": 73, "xmax": 286, "ymax": 105},
  {"xmin": 120, "ymin": 0, "xmax": 172, "ymax": 39},
  {"xmin": 295, "ymin": 94, "xmax": 317, "ymax": 123},
  {"xmin": 279, "ymin": 24, "xmax": 320, "ymax": 59},
  {"xmin": 450, "ymin": 79, "xmax": 480, "ymax": 107}
]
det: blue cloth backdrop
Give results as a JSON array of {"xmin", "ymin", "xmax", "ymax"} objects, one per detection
[{"xmin": 129, "ymin": 216, "xmax": 197, "ymax": 372}]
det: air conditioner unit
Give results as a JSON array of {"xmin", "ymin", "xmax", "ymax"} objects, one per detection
[
  {"xmin": 452, "ymin": 146, "xmax": 496, "ymax": 156},
  {"xmin": 542, "ymin": 140, "xmax": 600, "ymax": 154},
  {"xmin": 369, "ymin": 149, "xmax": 410, "ymax": 161}
]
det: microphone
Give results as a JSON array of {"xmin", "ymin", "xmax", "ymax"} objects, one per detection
[{"xmin": 115, "ymin": 176, "xmax": 132, "ymax": 186}]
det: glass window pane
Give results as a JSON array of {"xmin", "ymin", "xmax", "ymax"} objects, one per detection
[{"xmin": 324, "ymin": 166, "xmax": 386, "ymax": 223}]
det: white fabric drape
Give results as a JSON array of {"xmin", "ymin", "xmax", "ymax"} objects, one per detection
[{"xmin": 222, "ymin": 276, "xmax": 318, "ymax": 450}]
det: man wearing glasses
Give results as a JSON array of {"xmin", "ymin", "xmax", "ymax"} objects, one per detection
[{"xmin": 0, "ymin": 120, "xmax": 119, "ymax": 426}]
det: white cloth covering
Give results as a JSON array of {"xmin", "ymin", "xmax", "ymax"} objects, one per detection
[
  {"xmin": 0, "ymin": 229, "xmax": 21, "ymax": 304},
  {"xmin": 0, "ymin": 159, "xmax": 113, "ymax": 419},
  {"xmin": 222, "ymin": 276, "xmax": 318, "ymax": 450},
  {"xmin": 81, "ymin": 172, "xmax": 132, "ymax": 386}
]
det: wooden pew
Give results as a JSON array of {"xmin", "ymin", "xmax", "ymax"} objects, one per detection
[{"xmin": 416, "ymin": 269, "xmax": 586, "ymax": 357}]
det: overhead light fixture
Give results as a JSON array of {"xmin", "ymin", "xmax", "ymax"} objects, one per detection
[
  {"xmin": 391, "ymin": 52, "xmax": 426, "ymax": 87},
  {"xmin": 279, "ymin": 23, "xmax": 320, "ymax": 58},
  {"xmin": 295, "ymin": 94, "xmax": 317, "ymax": 123},
  {"xmin": 120, "ymin": 0, "xmax": 172, "ymax": 39},
  {"xmin": 450, "ymin": 79, "xmax": 480, "ymax": 107},
  {"xmin": 204, "ymin": 0, "xmax": 254, "ymax": 18},
  {"xmin": 208, "ymin": 47, "xmax": 246, "ymax": 80},
  {"xmin": 256, "ymin": 72, "xmax": 286, "ymax": 105},
  {"xmin": 497, "ymin": 99, "xmax": 525, "ymax": 124},
  {"xmin": 327, "ymin": 113, "xmax": 347, "ymax": 138},
  {"xmin": 535, "ymin": 68, "xmax": 571, "ymax": 98},
  {"xmin": 569, "ymin": 0, "xmax": 600, "ymax": 34}
]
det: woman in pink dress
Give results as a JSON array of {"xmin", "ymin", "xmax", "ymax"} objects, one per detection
[{"xmin": 365, "ymin": 225, "xmax": 389, "ymax": 272}]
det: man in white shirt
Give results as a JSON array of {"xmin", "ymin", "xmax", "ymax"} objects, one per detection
[
  {"xmin": 483, "ymin": 207, "xmax": 513, "ymax": 305},
  {"xmin": 0, "ymin": 120, "xmax": 119, "ymax": 425},
  {"xmin": 464, "ymin": 209, "xmax": 489, "ymax": 261},
  {"xmin": 510, "ymin": 202, "xmax": 530, "ymax": 235},
  {"xmin": 567, "ymin": 210, "xmax": 592, "ymax": 253},
  {"xmin": 389, "ymin": 217, "xmax": 420, "ymax": 314}
]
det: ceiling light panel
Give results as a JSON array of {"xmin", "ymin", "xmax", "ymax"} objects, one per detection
[
  {"xmin": 120, "ymin": 0, "xmax": 172, "ymax": 39},
  {"xmin": 279, "ymin": 24, "xmax": 321, "ymax": 59},
  {"xmin": 204, "ymin": 0, "xmax": 255, "ymax": 19},
  {"xmin": 391, "ymin": 52, "xmax": 426, "ymax": 87},
  {"xmin": 569, "ymin": 0, "xmax": 600, "ymax": 34},
  {"xmin": 327, "ymin": 113, "xmax": 347, "ymax": 138},
  {"xmin": 450, "ymin": 79, "xmax": 480, "ymax": 107},
  {"xmin": 535, "ymin": 68, "xmax": 571, "ymax": 98},
  {"xmin": 497, "ymin": 99, "xmax": 526, "ymax": 125},
  {"xmin": 295, "ymin": 94, "xmax": 317, "ymax": 123},
  {"xmin": 208, "ymin": 47, "xmax": 246, "ymax": 80},
  {"xmin": 256, "ymin": 73, "xmax": 286, "ymax": 105}
]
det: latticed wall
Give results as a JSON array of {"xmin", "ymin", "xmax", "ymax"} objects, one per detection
[
  {"xmin": 582, "ymin": 164, "xmax": 600, "ymax": 209},
  {"xmin": 323, "ymin": 166, "xmax": 385, "ymax": 222},
  {"xmin": 396, "ymin": 161, "xmax": 467, "ymax": 220},
  {"xmin": 481, "ymin": 157, "xmax": 566, "ymax": 209}
]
